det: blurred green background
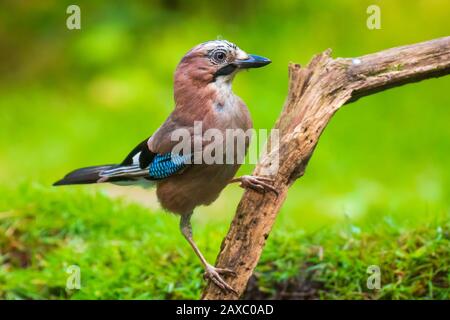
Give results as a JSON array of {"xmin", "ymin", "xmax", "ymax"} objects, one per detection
[{"xmin": 0, "ymin": 0, "xmax": 449, "ymax": 299}]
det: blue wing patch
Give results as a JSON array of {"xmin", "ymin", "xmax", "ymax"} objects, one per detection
[{"xmin": 148, "ymin": 153, "xmax": 191, "ymax": 179}]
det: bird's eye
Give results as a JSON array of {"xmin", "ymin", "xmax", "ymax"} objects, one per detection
[{"xmin": 212, "ymin": 50, "xmax": 226, "ymax": 63}]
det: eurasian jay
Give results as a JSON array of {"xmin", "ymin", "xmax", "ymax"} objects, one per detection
[{"xmin": 54, "ymin": 40, "xmax": 276, "ymax": 293}]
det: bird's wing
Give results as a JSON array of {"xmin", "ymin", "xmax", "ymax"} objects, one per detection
[
  {"xmin": 120, "ymin": 137, "xmax": 155, "ymax": 169},
  {"xmin": 101, "ymin": 112, "xmax": 198, "ymax": 182},
  {"xmin": 99, "ymin": 136, "xmax": 192, "ymax": 181}
]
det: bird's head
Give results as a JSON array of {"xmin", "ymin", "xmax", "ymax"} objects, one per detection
[{"xmin": 175, "ymin": 40, "xmax": 271, "ymax": 87}]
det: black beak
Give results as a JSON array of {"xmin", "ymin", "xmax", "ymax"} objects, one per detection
[
  {"xmin": 234, "ymin": 54, "xmax": 271, "ymax": 69},
  {"xmin": 213, "ymin": 54, "xmax": 271, "ymax": 79}
]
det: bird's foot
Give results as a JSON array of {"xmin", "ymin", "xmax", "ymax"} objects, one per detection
[
  {"xmin": 234, "ymin": 175, "xmax": 278, "ymax": 196},
  {"xmin": 204, "ymin": 264, "xmax": 237, "ymax": 295}
]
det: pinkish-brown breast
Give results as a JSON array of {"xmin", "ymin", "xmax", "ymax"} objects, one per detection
[{"xmin": 153, "ymin": 47, "xmax": 253, "ymax": 215}]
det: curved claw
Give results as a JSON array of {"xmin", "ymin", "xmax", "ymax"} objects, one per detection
[
  {"xmin": 237, "ymin": 175, "xmax": 279, "ymax": 196},
  {"xmin": 214, "ymin": 267, "xmax": 237, "ymax": 277},
  {"xmin": 204, "ymin": 265, "xmax": 238, "ymax": 295}
]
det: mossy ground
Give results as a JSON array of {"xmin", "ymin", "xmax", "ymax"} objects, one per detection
[{"xmin": 1, "ymin": 184, "xmax": 447, "ymax": 299}]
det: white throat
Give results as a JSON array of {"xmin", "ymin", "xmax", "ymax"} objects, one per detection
[{"xmin": 212, "ymin": 75, "xmax": 236, "ymax": 106}]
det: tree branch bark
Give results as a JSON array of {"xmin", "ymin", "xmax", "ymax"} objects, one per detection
[{"xmin": 201, "ymin": 36, "xmax": 450, "ymax": 300}]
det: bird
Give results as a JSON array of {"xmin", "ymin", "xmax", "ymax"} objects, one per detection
[{"xmin": 53, "ymin": 40, "xmax": 277, "ymax": 294}]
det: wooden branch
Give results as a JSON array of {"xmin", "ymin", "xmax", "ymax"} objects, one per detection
[{"xmin": 201, "ymin": 36, "xmax": 450, "ymax": 300}]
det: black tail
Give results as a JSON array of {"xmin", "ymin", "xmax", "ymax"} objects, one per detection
[{"xmin": 53, "ymin": 165, "xmax": 117, "ymax": 186}]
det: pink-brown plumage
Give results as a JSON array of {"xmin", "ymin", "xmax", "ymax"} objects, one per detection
[
  {"xmin": 54, "ymin": 40, "xmax": 273, "ymax": 293},
  {"xmin": 149, "ymin": 41, "xmax": 254, "ymax": 215}
]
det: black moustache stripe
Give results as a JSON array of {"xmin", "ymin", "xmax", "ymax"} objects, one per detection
[{"xmin": 213, "ymin": 64, "xmax": 237, "ymax": 80}]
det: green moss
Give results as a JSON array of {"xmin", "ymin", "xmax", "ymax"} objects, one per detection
[{"xmin": 0, "ymin": 184, "xmax": 448, "ymax": 299}]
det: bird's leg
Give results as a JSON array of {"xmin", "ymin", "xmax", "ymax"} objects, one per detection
[
  {"xmin": 179, "ymin": 213, "xmax": 237, "ymax": 295},
  {"xmin": 229, "ymin": 175, "xmax": 278, "ymax": 196}
]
